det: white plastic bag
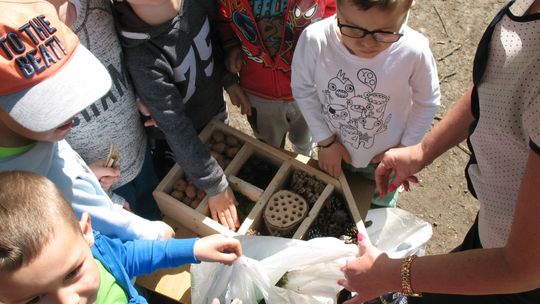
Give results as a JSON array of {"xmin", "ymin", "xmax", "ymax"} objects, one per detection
[
  {"xmin": 191, "ymin": 208, "xmax": 432, "ymax": 304},
  {"xmin": 365, "ymin": 208, "xmax": 432, "ymax": 258},
  {"xmin": 191, "ymin": 236, "xmax": 357, "ymax": 304}
]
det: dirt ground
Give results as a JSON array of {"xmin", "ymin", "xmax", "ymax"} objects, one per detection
[{"xmin": 226, "ymin": 0, "xmax": 509, "ymax": 255}]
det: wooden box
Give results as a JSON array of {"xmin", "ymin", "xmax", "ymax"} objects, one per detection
[{"xmin": 153, "ymin": 120, "xmax": 370, "ymax": 240}]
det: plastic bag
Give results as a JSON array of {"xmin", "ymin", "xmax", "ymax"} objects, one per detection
[
  {"xmin": 191, "ymin": 208, "xmax": 432, "ymax": 304},
  {"xmin": 191, "ymin": 236, "xmax": 357, "ymax": 304},
  {"xmin": 365, "ymin": 208, "xmax": 432, "ymax": 258}
]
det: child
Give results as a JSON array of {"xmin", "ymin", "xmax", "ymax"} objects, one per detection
[
  {"xmin": 291, "ymin": 0, "xmax": 440, "ymax": 207},
  {"xmin": 340, "ymin": 1, "xmax": 540, "ymax": 302},
  {"xmin": 217, "ymin": 0, "xmax": 336, "ymax": 156},
  {"xmin": 113, "ymin": 0, "xmax": 242, "ymax": 231},
  {"xmin": 0, "ymin": 171, "xmax": 242, "ymax": 303},
  {"xmin": 45, "ymin": 0, "xmax": 163, "ymax": 220},
  {"xmin": 0, "ymin": 0, "xmax": 173, "ymax": 241}
]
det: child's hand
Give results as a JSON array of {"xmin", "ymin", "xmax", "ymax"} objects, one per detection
[
  {"xmin": 154, "ymin": 221, "xmax": 175, "ymax": 240},
  {"xmin": 226, "ymin": 84, "xmax": 252, "ymax": 116},
  {"xmin": 137, "ymin": 99, "xmax": 158, "ymax": 128},
  {"xmin": 208, "ymin": 187, "xmax": 240, "ymax": 231},
  {"xmin": 89, "ymin": 160, "xmax": 120, "ymax": 190},
  {"xmin": 194, "ymin": 234, "xmax": 242, "ymax": 265},
  {"xmin": 318, "ymin": 142, "xmax": 352, "ymax": 178},
  {"xmin": 225, "ymin": 45, "xmax": 244, "ymax": 73}
]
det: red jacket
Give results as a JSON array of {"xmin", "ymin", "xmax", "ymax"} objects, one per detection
[{"xmin": 218, "ymin": 0, "xmax": 335, "ymax": 101}]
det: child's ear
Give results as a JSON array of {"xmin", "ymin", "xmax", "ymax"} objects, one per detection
[{"xmin": 79, "ymin": 212, "xmax": 95, "ymax": 246}]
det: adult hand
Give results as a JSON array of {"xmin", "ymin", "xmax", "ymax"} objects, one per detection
[
  {"xmin": 226, "ymin": 84, "xmax": 252, "ymax": 116},
  {"xmin": 137, "ymin": 99, "xmax": 158, "ymax": 128},
  {"xmin": 208, "ymin": 187, "xmax": 240, "ymax": 231},
  {"xmin": 194, "ymin": 234, "xmax": 243, "ymax": 265},
  {"xmin": 338, "ymin": 234, "xmax": 397, "ymax": 303},
  {"xmin": 375, "ymin": 144, "xmax": 424, "ymax": 197},
  {"xmin": 89, "ymin": 160, "xmax": 120, "ymax": 190},
  {"xmin": 225, "ymin": 45, "xmax": 244, "ymax": 73},
  {"xmin": 155, "ymin": 221, "xmax": 175, "ymax": 240},
  {"xmin": 318, "ymin": 141, "xmax": 352, "ymax": 178}
]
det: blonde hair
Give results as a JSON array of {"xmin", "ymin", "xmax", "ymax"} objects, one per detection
[{"xmin": 0, "ymin": 171, "xmax": 80, "ymax": 272}]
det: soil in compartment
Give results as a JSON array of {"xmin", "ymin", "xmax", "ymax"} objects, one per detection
[
  {"xmin": 234, "ymin": 191, "xmax": 257, "ymax": 223},
  {"xmin": 303, "ymin": 193, "xmax": 359, "ymax": 244},
  {"xmin": 236, "ymin": 155, "xmax": 278, "ymax": 189}
]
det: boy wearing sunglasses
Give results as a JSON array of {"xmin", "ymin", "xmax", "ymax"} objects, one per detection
[{"xmin": 291, "ymin": 0, "xmax": 440, "ymax": 208}]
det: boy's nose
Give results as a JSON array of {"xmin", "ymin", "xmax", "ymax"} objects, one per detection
[
  {"xmin": 52, "ymin": 289, "xmax": 81, "ymax": 304},
  {"xmin": 359, "ymin": 34, "xmax": 379, "ymax": 47}
]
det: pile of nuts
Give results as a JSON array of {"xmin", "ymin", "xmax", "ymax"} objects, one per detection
[
  {"xmin": 207, "ymin": 131, "xmax": 242, "ymax": 169},
  {"xmin": 170, "ymin": 177, "xmax": 206, "ymax": 209}
]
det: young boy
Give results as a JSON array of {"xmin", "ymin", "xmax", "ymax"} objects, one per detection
[
  {"xmin": 0, "ymin": 171, "xmax": 242, "ymax": 303},
  {"xmin": 113, "ymin": 0, "xmax": 242, "ymax": 231},
  {"xmin": 216, "ymin": 0, "xmax": 336, "ymax": 157},
  {"xmin": 0, "ymin": 0, "xmax": 173, "ymax": 241},
  {"xmin": 291, "ymin": 0, "xmax": 440, "ymax": 207}
]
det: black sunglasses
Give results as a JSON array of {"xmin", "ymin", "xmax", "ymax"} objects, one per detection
[{"xmin": 336, "ymin": 18, "xmax": 403, "ymax": 43}]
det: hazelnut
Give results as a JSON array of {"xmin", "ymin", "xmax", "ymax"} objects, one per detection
[
  {"xmin": 170, "ymin": 190, "xmax": 184, "ymax": 200},
  {"xmin": 185, "ymin": 184, "xmax": 197, "ymax": 199},
  {"xmin": 174, "ymin": 179, "xmax": 187, "ymax": 191},
  {"xmin": 212, "ymin": 142, "xmax": 227, "ymax": 154}
]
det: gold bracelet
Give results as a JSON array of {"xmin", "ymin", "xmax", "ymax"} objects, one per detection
[{"xmin": 401, "ymin": 255, "xmax": 422, "ymax": 297}]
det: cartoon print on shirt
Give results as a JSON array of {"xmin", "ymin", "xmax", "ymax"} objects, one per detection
[
  {"xmin": 323, "ymin": 70, "xmax": 355, "ymax": 128},
  {"xmin": 357, "ymin": 68, "xmax": 377, "ymax": 96},
  {"xmin": 290, "ymin": 1, "xmax": 319, "ymax": 28},
  {"xmin": 322, "ymin": 68, "xmax": 391, "ymax": 150},
  {"xmin": 232, "ymin": 10, "xmax": 258, "ymax": 44}
]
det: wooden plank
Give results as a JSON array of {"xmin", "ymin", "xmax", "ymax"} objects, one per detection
[
  {"xmin": 223, "ymin": 143, "xmax": 253, "ymax": 176},
  {"xmin": 228, "ymin": 175, "xmax": 263, "ymax": 202},
  {"xmin": 154, "ymin": 191, "xmax": 236, "ymax": 237},
  {"xmin": 292, "ymin": 184, "xmax": 334, "ymax": 239}
]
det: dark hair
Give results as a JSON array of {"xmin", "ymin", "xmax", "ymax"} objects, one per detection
[
  {"xmin": 336, "ymin": 0, "xmax": 414, "ymax": 11},
  {"xmin": 0, "ymin": 171, "xmax": 80, "ymax": 272}
]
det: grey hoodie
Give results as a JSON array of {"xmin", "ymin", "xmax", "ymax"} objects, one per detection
[{"xmin": 114, "ymin": 0, "xmax": 237, "ymax": 195}]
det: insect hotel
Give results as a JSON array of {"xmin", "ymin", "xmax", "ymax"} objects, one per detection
[{"xmin": 153, "ymin": 120, "xmax": 372, "ymax": 242}]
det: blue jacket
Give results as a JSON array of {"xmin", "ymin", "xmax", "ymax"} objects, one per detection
[{"xmin": 91, "ymin": 231, "xmax": 199, "ymax": 303}]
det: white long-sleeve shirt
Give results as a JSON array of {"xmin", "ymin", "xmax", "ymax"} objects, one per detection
[{"xmin": 292, "ymin": 16, "xmax": 440, "ymax": 168}]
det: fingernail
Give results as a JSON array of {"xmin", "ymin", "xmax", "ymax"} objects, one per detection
[
  {"xmin": 388, "ymin": 184, "xmax": 396, "ymax": 193},
  {"xmin": 357, "ymin": 232, "xmax": 365, "ymax": 241}
]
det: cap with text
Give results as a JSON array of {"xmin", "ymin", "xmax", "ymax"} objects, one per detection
[{"xmin": 0, "ymin": 0, "xmax": 111, "ymax": 132}]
